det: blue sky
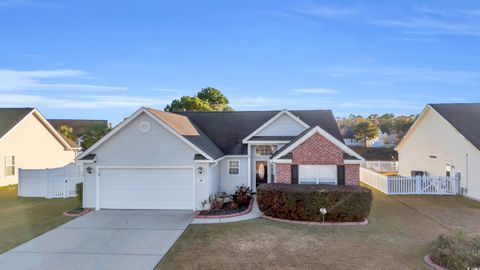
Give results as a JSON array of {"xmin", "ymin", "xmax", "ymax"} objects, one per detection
[{"xmin": 1, "ymin": 0, "xmax": 479, "ymax": 124}]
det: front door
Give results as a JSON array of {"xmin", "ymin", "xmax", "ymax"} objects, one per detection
[{"xmin": 256, "ymin": 161, "xmax": 268, "ymax": 186}]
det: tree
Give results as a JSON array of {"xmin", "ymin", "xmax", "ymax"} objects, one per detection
[
  {"xmin": 81, "ymin": 124, "xmax": 111, "ymax": 149},
  {"xmin": 164, "ymin": 87, "xmax": 233, "ymax": 112},
  {"xmin": 58, "ymin": 125, "xmax": 77, "ymax": 141},
  {"xmin": 354, "ymin": 120, "xmax": 379, "ymax": 148},
  {"xmin": 164, "ymin": 96, "xmax": 212, "ymax": 112},
  {"xmin": 197, "ymin": 87, "xmax": 233, "ymax": 111}
]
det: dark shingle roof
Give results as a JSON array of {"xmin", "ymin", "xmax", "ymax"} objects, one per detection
[
  {"xmin": 176, "ymin": 110, "xmax": 343, "ymax": 155},
  {"xmin": 430, "ymin": 103, "xmax": 480, "ymax": 150},
  {"xmin": 0, "ymin": 108, "xmax": 34, "ymax": 139},
  {"xmin": 48, "ymin": 119, "xmax": 108, "ymax": 137},
  {"xmin": 79, "ymin": 154, "xmax": 96, "ymax": 161},
  {"xmin": 343, "ymin": 153, "xmax": 360, "ymax": 160}
]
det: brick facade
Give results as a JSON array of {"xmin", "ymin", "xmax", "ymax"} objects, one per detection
[
  {"xmin": 274, "ymin": 131, "xmax": 360, "ymax": 186},
  {"xmin": 345, "ymin": 164, "xmax": 360, "ymax": 185},
  {"xmin": 276, "ymin": 164, "xmax": 291, "ymax": 184},
  {"xmin": 291, "ymin": 133, "xmax": 344, "ymax": 165}
]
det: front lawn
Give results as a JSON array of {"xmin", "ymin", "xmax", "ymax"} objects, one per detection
[
  {"xmin": 0, "ymin": 185, "xmax": 79, "ymax": 253},
  {"xmin": 157, "ymin": 187, "xmax": 480, "ymax": 269}
]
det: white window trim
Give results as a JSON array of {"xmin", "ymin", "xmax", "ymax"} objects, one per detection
[
  {"xmin": 228, "ymin": 160, "xmax": 240, "ymax": 175},
  {"xmin": 5, "ymin": 155, "xmax": 15, "ymax": 177},
  {"xmin": 298, "ymin": 165, "xmax": 338, "ymax": 185}
]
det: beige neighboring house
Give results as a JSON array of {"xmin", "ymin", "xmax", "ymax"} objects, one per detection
[
  {"xmin": 0, "ymin": 108, "xmax": 80, "ymax": 186},
  {"xmin": 396, "ymin": 103, "xmax": 480, "ymax": 201}
]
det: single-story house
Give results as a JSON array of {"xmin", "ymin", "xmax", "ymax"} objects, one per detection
[
  {"xmin": 397, "ymin": 103, "xmax": 480, "ymax": 201},
  {"xmin": 77, "ymin": 107, "xmax": 364, "ymax": 210},
  {"xmin": 0, "ymin": 108, "xmax": 80, "ymax": 186},
  {"xmin": 48, "ymin": 119, "xmax": 109, "ymax": 146}
]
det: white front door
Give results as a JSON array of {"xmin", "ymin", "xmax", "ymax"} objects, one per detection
[{"xmin": 99, "ymin": 167, "xmax": 194, "ymax": 210}]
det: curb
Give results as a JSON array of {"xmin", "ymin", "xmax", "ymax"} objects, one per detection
[
  {"xmin": 195, "ymin": 197, "xmax": 254, "ymax": 219},
  {"xmin": 262, "ymin": 215, "xmax": 369, "ymax": 226},
  {"xmin": 424, "ymin": 255, "xmax": 447, "ymax": 270},
  {"xmin": 63, "ymin": 208, "xmax": 93, "ymax": 217}
]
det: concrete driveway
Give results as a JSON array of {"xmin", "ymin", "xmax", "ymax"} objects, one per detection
[{"xmin": 0, "ymin": 210, "xmax": 195, "ymax": 270}]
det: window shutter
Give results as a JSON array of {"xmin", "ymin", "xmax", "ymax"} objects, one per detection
[
  {"xmin": 337, "ymin": 165, "xmax": 345, "ymax": 185},
  {"xmin": 291, "ymin": 165, "xmax": 299, "ymax": 184}
]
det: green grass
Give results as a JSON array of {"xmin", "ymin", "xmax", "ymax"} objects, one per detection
[
  {"xmin": 157, "ymin": 188, "xmax": 480, "ymax": 270},
  {"xmin": 0, "ymin": 185, "xmax": 79, "ymax": 253}
]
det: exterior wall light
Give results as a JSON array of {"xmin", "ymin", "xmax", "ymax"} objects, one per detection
[{"xmin": 197, "ymin": 167, "xmax": 204, "ymax": 175}]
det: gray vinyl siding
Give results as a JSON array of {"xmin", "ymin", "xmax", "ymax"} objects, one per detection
[
  {"xmin": 210, "ymin": 163, "xmax": 221, "ymax": 196},
  {"xmin": 83, "ymin": 112, "xmax": 200, "ymax": 208},
  {"xmin": 219, "ymin": 157, "xmax": 248, "ymax": 194},
  {"xmin": 94, "ymin": 113, "xmax": 197, "ymax": 166},
  {"xmin": 256, "ymin": 114, "xmax": 306, "ymax": 136}
]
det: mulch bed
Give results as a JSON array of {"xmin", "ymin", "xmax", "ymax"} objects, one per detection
[
  {"xmin": 196, "ymin": 197, "xmax": 254, "ymax": 219},
  {"xmin": 63, "ymin": 208, "xmax": 92, "ymax": 217}
]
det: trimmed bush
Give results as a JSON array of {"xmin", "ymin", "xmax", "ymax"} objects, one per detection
[
  {"xmin": 257, "ymin": 183, "xmax": 372, "ymax": 222},
  {"xmin": 76, "ymin": 182, "xmax": 83, "ymax": 206},
  {"xmin": 430, "ymin": 231, "xmax": 480, "ymax": 270}
]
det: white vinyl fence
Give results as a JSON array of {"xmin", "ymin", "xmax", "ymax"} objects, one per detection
[
  {"xmin": 363, "ymin": 161, "xmax": 399, "ymax": 173},
  {"xmin": 360, "ymin": 167, "xmax": 459, "ymax": 195},
  {"xmin": 18, "ymin": 163, "xmax": 83, "ymax": 198}
]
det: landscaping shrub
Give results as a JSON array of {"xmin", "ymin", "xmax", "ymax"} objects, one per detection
[
  {"xmin": 430, "ymin": 231, "xmax": 480, "ymax": 270},
  {"xmin": 76, "ymin": 182, "xmax": 83, "ymax": 206},
  {"xmin": 257, "ymin": 183, "xmax": 372, "ymax": 222},
  {"xmin": 234, "ymin": 185, "xmax": 252, "ymax": 207}
]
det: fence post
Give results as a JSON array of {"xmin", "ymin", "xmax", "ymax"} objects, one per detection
[
  {"xmin": 416, "ymin": 176, "xmax": 421, "ymax": 194},
  {"xmin": 46, "ymin": 168, "xmax": 51, "ymax": 199},
  {"xmin": 386, "ymin": 176, "xmax": 390, "ymax": 194}
]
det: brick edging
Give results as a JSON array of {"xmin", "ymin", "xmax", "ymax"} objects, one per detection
[
  {"xmin": 424, "ymin": 255, "xmax": 447, "ymax": 270},
  {"xmin": 262, "ymin": 215, "xmax": 369, "ymax": 226},
  {"xmin": 195, "ymin": 197, "xmax": 254, "ymax": 219},
  {"xmin": 63, "ymin": 208, "xmax": 93, "ymax": 217}
]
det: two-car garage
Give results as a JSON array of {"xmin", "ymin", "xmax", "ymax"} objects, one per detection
[{"xmin": 97, "ymin": 167, "xmax": 194, "ymax": 210}]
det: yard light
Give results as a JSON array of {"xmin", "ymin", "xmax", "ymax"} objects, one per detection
[{"xmin": 319, "ymin": 207, "xmax": 327, "ymax": 223}]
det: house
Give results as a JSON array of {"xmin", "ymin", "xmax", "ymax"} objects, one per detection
[
  {"xmin": 0, "ymin": 108, "xmax": 80, "ymax": 186},
  {"xmin": 48, "ymin": 119, "xmax": 109, "ymax": 146},
  {"xmin": 396, "ymin": 103, "xmax": 480, "ymax": 201},
  {"xmin": 77, "ymin": 107, "xmax": 364, "ymax": 210}
]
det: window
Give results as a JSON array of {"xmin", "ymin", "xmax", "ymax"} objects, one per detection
[
  {"xmin": 228, "ymin": 160, "xmax": 240, "ymax": 175},
  {"xmin": 255, "ymin": 145, "xmax": 277, "ymax": 156},
  {"xmin": 5, "ymin": 155, "xmax": 15, "ymax": 176},
  {"xmin": 299, "ymin": 165, "xmax": 337, "ymax": 185}
]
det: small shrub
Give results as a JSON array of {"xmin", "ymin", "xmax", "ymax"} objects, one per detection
[
  {"xmin": 76, "ymin": 182, "xmax": 83, "ymax": 206},
  {"xmin": 430, "ymin": 231, "xmax": 480, "ymax": 270},
  {"xmin": 257, "ymin": 183, "xmax": 372, "ymax": 222},
  {"xmin": 234, "ymin": 185, "xmax": 252, "ymax": 207}
]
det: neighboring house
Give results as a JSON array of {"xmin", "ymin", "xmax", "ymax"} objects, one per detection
[
  {"xmin": 48, "ymin": 119, "xmax": 109, "ymax": 146},
  {"xmin": 0, "ymin": 108, "xmax": 80, "ymax": 186},
  {"xmin": 77, "ymin": 107, "xmax": 364, "ymax": 211},
  {"xmin": 397, "ymin": 103, "xmax": 480, "ymax": 201}
]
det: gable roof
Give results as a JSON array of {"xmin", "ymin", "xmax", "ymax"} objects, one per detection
[
  {"xmin": 176, "ymin": 110, "xmax": 343, "ymax": 155},
  {"xmin": 0, "ymin": 108, "xmax": 34, "ymax": 140},
  {"xmin": 0, "ymin": 108, "xmax": 76, "ymax": 150},
  {"xmin": 48, "ymin": 119, "xmax": 108, "ymax": 137},
  {"xmin": 430, "ymin": 103, "xmax": 480, "ymax": 151},
  {"xmin": 271, "ymin": 126, "xmax": 364, "ymax": 161}
]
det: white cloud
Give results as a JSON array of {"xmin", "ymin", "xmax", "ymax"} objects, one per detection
[
  {"xmin": 369, "ymin": 17, "xmax": 480, "ymax": 36},
  {"xmin": 0, "ymin": 94, "xmax": 170, "ymax": 109},
  {"xmin": 293, "ymin": 88, "xmax": 337, "ymax": 94},
  {"xmin": 0, "ymin": 69, "xmax": 127, "ymax": 91},
  {"xmin": 299, "ymin": 5, "xmax": 358, "ymax": 18},
  {"xmin": 326, "ymin": 66, "xmax": 480, "ymax": 84}
]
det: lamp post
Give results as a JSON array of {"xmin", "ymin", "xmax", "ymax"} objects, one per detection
[{"xmin": 319, "ymin": 207, "xmax": 327, "ymax": 223}]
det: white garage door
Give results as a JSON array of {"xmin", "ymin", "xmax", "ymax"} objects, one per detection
[
  {"xmin": 99, "ymin": 167, "xmax": 194, "ymax": 210},
  {"xmin": 299, "ymin": 165, "xmax": 337, "ymax": 185}
]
